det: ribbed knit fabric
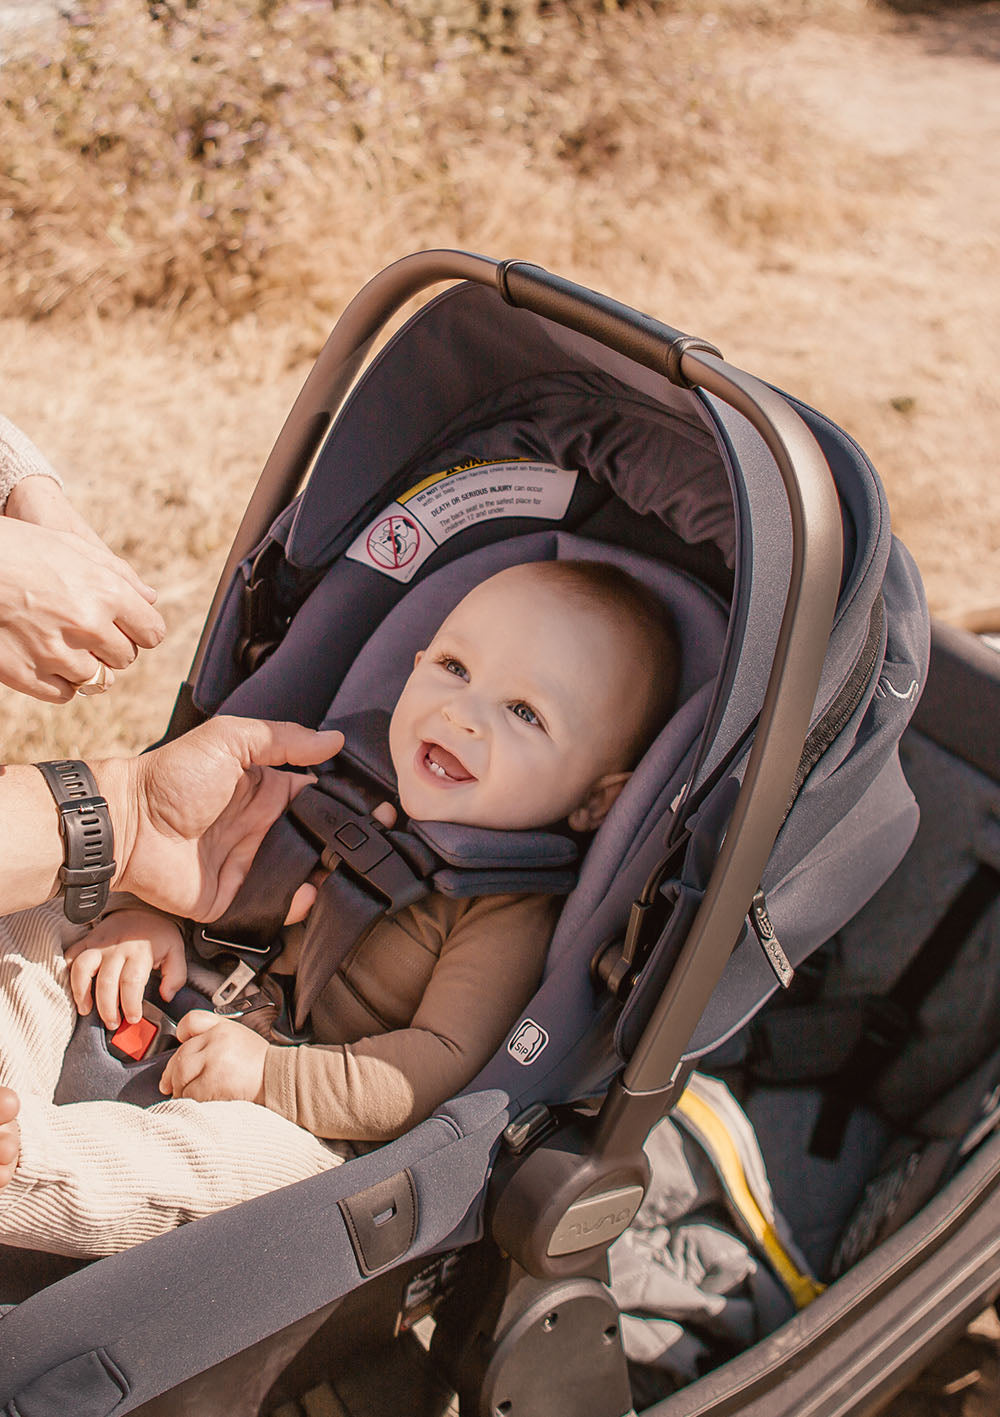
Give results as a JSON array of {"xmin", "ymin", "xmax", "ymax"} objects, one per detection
[
  {"xmin": 0, "ymin": 413, "xmax": 63, "ymax": 511},
  {"xmin": 0, "ymin": 901, "xmax": 341, "ymax": 1258}
]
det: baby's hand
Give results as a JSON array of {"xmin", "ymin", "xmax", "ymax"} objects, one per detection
[
  {"xmin": 64, "ymin": 908, "xmax": 187, "ymax": 1029},
  {"xmin": 158, "ymin": 1012, "xmax": 268, "ymax": 1104}
]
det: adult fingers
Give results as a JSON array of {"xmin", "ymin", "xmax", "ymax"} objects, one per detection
[
  {"xmin": 1, "ymin": 668, "xmax": 76, "ymax": 704},
  {"xmin": 81, "ymin": 536, "xmax": 159, "ymax": 605},
  {"xmin": 284, "ymin": 881, "xmax": 318, "ymax": 925},
  {"xmin": 54, "ymin": 653, "xmax": 117, "ymax": 695},
  {"xmin": 77, "ymin": 622, "xmax": 141, "ymax": 672},
  {"xmin": 110, "ymin": 589, "xmax": 166, "ymax": 651},
  {"xmin": 211, "ymin": 717, "xmax": 345, "ymax": 773},
  {"xmin": 63, "ymin": 535, "xmax": 165, "ymax": 647},
  {"xmin": 3, "ymin": 479, "xmax": 159, "ymax": 604}
]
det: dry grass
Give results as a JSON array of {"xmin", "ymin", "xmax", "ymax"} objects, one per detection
[
  {"xmin": 1, "ymin": 0, "xmax": 890, "ymax": 348},
  {"xmin": 2, "ymin": 5, "xmax": 1000, "ymax": 1411},
  {"xmin": 0, "ymin": 0, "xmax": 919, "ymax": 765}
]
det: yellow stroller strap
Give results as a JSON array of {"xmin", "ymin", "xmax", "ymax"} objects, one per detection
[{"xmin": 675, "ymin": 1083, "xmax": 826, "ymax": 1310}]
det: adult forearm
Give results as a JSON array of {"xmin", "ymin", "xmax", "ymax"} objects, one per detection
[
  {"xmin": 0, "ymin": 719, "xmax": 342, "ymax": 924},
  {"xmin": 0, "ymin": 764, "xmax": 71, "ymax": 913}
]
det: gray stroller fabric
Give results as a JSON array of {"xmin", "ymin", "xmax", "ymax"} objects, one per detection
[{"xmin": 609, "ymin": 1074, "xmax": 812, "ymax": 1402}]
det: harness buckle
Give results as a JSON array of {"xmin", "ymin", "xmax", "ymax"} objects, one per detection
[
  {"xmin": 288, "ymin": 786, "xmax": 427, "ymax": 916},
  {"xmin": 212, "ymin": 958, "xmax": 258, "ymax": 1010},
  {"xmin": 108, "ymin": 1001, "xmax": 179, "ymax": 1062},
  {"xmin": 194, "ymin": 929, "xmax": 287, "ymax": 1009}
]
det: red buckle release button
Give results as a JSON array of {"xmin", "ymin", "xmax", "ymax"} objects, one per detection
[{"xmin": 110, "ymin": 1016, "xmax": 159, "ymax": 1061}]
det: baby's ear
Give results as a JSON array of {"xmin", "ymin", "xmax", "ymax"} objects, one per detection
[{"xmin": 567, "ymin": 772, "xmax": 631, "ymax": 833}]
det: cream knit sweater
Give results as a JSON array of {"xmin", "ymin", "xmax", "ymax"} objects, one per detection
[{"xmin": 0, "ymin": 412, "xmax": 62, "ymax": 509}]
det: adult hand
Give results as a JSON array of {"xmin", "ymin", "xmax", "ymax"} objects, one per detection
[
  {"xmin": 5, "ymin": 475, "xmax": 149, "ymax": 558},
  {"xmin": 98, "ymin": 716, "xmax": 345, "ymax": 923},
  {"xmin": 159, "ymin": 1012, "xmax": 268, "ymax": 1104},
  {"xmin": 0, "ymin": 485, "xmax": 165, "ymax": 701}
]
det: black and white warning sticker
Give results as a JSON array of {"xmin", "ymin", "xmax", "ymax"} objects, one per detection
[{"xmin": 345, "ymin": 458, "xmax": 579, "ymax": 583}]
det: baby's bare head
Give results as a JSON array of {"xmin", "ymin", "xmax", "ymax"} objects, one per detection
[
  {"xmin": 389, "ymin": 557, "xmax": 680, "ymax": 832},
  {"xmin": 519, "ymin": 558, "xmax": 679, "ymax": 769}
]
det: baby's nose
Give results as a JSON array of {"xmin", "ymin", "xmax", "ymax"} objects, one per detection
[{"xmin": 442, "ymin": 698, "xmax": 482, "ymax": 734}]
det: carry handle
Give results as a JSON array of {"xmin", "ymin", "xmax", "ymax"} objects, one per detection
[
  {"xmin": 497, "ymin": 259, "xmax": 723, "ymax": 387},
  {"xmin": 612, "ymin": 351, "xmax": 843, "ymax": 1099},
  {"xmin": 492, "ymin": 259, "xmax": 844, "ymax": 1106}
]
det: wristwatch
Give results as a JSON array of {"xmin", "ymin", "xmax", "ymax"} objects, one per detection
[{"xmin": 35, "ymin": 759, "xmax": 116, "ymax": 924}]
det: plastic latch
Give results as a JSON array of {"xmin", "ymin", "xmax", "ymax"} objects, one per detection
[
  {"xmin": 503, "ymin": 1103, "xmax": 557, "ymax": 1154},
  {"xmin": 108, "ymin": 1016, "xmax": 158, "ymax": 1061},
  {"xmin": 107, "ymin": 1002, "xmax": 179, "ymax": 1062}
]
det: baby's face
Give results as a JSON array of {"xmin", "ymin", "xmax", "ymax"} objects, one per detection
[{"xmin": 388, "ymin": 566, "xmax": 638, "ymax": 831}]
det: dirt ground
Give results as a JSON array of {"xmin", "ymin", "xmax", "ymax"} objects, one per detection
[{"xmin": 1, "ymin": 2, "xmax": 999, "ymax": 1411}]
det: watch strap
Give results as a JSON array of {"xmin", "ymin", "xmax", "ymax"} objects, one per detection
[{"xmin": 36, "ymin": 759, "xmax": 116, "ymax": 924}]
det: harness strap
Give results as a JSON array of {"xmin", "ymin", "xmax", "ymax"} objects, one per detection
[
  {"xmin": 198, "ymin": 811, "xmax": 321, "ymax": 958},
  {"xmin": 194, "ymin": 771, "xmax": 436, "ymax": 1017},
  {"xmin": 292, "ymin": 868, "xmax": 396, "ymax": 1028}
]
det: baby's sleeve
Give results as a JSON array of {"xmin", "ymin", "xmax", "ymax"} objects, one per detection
[{"xmin": 261, "ymin": 891, "xmax": 558, "ymax": 1142}]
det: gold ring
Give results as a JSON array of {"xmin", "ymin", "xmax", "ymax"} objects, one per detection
[{"xmin": 75, "ymin": 662, "xmax": 110, "ymax": 697}]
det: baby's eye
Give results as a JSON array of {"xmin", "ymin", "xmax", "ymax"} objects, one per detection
[
  {"xmin": 438, "ymin": 655, "xmax": 468, "ymax": 681},
  {"xmin": 510, "ymin": 701, "xmax": 542, "ymax": 728}
]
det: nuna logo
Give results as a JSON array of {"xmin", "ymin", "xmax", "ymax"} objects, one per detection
[{"xmin": 507, "ymin": 1018, "xmax": 549, "ymax": 1065}]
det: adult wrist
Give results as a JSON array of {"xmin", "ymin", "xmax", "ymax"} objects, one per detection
[
  {"xmin": 91, "ymin": 758, "xmax": 137, "ymax": 896},
  {"xmin": 0, "ymin": 414, "xmax": 63, "ymax": 513},
  {"xmin": 2, "ymin": 470, "xmax": 64, "ymax": 517},
  {"xmin": 34, "ymin": 760, "xmax": 116, "ymax": 923}
]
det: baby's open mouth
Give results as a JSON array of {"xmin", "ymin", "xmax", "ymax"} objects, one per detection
[{"xmin": 419, "ymin": 741, "xmax": 476, "ymax": 784}]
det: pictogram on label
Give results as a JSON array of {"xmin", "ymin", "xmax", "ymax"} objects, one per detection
[
  {"xmin": 365, "ymin": 514, "xmax": 421, "ymax": 570},
  {"xmin": 346, "ymin": 459, "xmax": 579, "ymax": 583},
  {"xmin": 507, "ymin": 1018, "xmax": 550, "ymax": 1066}
]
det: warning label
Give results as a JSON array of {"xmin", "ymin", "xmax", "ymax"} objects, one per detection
[{"xmin": 345, "ymin": 459, "xmax": 579, "ymax": 582}]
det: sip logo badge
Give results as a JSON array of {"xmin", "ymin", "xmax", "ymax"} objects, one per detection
[{"xmin": 507, "ymin": 1019, "xmax": 549, "ymax": 1065}]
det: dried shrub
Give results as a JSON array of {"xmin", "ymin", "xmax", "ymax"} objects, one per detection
[{"xmin": 0, "ymin": 0, "xmax": 884, "ymax": 336}]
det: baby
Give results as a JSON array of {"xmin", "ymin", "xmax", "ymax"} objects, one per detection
[{"xmin": 0, "ymin": 558, "xmax": 678, "ymax": 1257}]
